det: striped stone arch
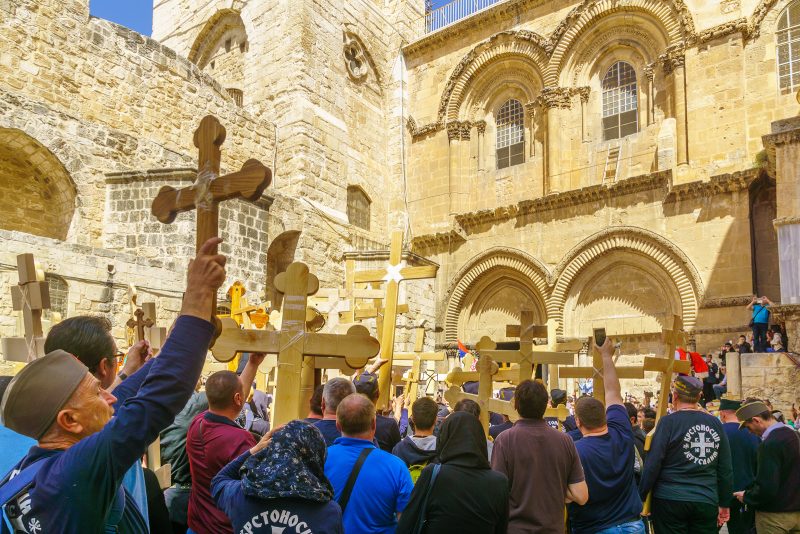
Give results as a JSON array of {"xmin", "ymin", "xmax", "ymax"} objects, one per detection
[
  {"xmin": 546, "ymin": 0, "xmax": 692, "ymax": 84},
  {"xmin": 438, "ymin": 31, "xmax": 549, "ymax": 124},
  {"xmin": 549, "ymin": 227, "xmax": 704, "ymax": 331},
  {"xmin": 442, "ymin": 248, "xmax": 551, "ymax": 343}
]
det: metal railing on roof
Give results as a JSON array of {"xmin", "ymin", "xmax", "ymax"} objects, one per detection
[{"xmin": 425, "ymin": 0, "xmax": 503, "ymax": 33}]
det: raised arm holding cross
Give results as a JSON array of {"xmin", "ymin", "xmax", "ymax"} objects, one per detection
[{"xmin": 151, "ymin": 115, "xmax": 272, "ymax": 345}]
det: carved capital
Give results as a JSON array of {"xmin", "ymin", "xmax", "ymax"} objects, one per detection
[
  {"xmin": 475, "ymin": 120, "xmax": 486, "ymax": 135},
  {"xmin": 575, "ymin": 86, "xmax": 591, "ymax": 103},
  {"xmin": 659, "ymin": 45, "xmax": 686, "ymax": 75},
  {"xmin": 643, "ymin": 63, "xmax": 655, "ymax": 82},
  {"xmin": 537, "ymin": 87, "xmax": 573, "ymax": 109},
  {"xmin": 447, "ymin": 120, "xmax": 472, "ymax": 141}
]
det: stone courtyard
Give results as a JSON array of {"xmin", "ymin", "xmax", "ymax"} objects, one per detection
[{"xmin": 1, "ymin": 0, "xmax": 799, "ymax": 409}]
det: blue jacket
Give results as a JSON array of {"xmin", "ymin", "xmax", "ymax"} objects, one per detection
[{"xmin": 1, "ymin": 316, "xmax": 213, "ymax": 534}]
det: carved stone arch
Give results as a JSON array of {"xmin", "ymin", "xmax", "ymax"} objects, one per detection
[
  {"xmin": 465, "ymin": 65, "xmax": 542, "ymax": 121},
  {"xmin": 0, "ymin": 128, "xmax": 77, "ymax": 240},
  {"xmin": 442, "ymin": 248, "xmax": 551, "ymax": 343},
  {"xmin": 547, "ymin": 0, "xmax": 691, "ymax": 85},
  {"xmin": 749, "ymin": 0, "xmax": 797, "ymax": 40},
  {"xmin": 549, "ymin": 227, "xmax": 703, "ymax": 331},
  {"xmin": 188, "ymin": 9, "xmax": 249, "ymax": 69},
  {"xmin": 561, "ymin": 24, "xmax": 664, "ymax": 87},
  {"xmin": 438, "ymin": 31, "xmax": 549, "ymax": 125}
]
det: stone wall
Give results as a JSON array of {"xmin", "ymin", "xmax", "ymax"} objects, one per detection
[{"xmin": 741, "ymin": 352, "xmax": 800, "ymax": 413}]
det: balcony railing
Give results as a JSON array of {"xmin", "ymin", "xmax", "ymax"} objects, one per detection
[{"xmin": 425, "ymin": 0, "xmax": 503, "ymax": 33}]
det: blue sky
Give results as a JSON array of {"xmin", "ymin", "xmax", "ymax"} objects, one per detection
[{"xmin": 89, "ymin": 1, "xmax": 453, "ymax": 38}]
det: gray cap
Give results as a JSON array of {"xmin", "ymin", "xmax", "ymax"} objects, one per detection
[
  {"xmin": 736, "ymin": 400, "xmax": 770, "ymax": 429},
  {"xmin": 1, "ymin": 350, "xmax": 89, "ymax": 439}
]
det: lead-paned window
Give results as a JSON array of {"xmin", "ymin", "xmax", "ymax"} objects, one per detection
[
  {"xmin": 602, "ymin": 62, "xmax": 639, "ymax": 141},
  {"xmin": 496, "ymin": 99, "xmax": 525, "ymax": 169},
  {"xmin": 778, "ymin": 1, "xmax": 800, "ymax": 93}
]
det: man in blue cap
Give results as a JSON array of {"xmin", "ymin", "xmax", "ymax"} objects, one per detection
[{"xmin": 718, "ymin": 398, "xmax": 759, "ymax": 534}]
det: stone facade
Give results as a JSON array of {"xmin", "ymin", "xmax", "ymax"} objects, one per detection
[{"xmin": 0, "ymin": 0, "xmax": 798, "ymax": 404}]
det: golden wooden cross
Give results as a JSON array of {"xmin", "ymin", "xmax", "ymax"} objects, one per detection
[
  {"xmin": 151, "ymin": 115, "xmax": 272, "ymax": 345},
  {"xmin": 211, "ymin": 262, "xmax": 381, "ymax": 425},
  {"xmin": 444, "ymin": 336, "xmax": 499, "ymax": 435},
  {"xmin": 393, "ymin": 325, "xmax": 445, "ymax": 405},
  {"xmin": 642, "ymin": 314, "xmax": 691, "ymax": 514},
  {"xmin": 2, "ymin": 254, "xmax": 50, "ymax": 362},
  {"xmin": 308, "ymin": 288, "xmax": 352, "ymax": 333},
  {"xmin": 352, "ymin": 230, "xmax": 438, "ymax": 410}
]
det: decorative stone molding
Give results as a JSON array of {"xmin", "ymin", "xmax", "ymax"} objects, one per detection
[
  {"xmin": 701, "ymin": 295, "xmax": 754, "ymax": 309},
  {"xmin": 455, "ymin": 205, "xmax": 520, "ymax": 228},
  {"xmin": 762, "ymin": 128, "xmax": 800, "ymax": 148},
  {"xmin": 475, "ymin": 120, "xmax": 487, "ymax": 135},
  {"xmin": 664, "ymin": 169, "xmax": 759, "ymax": 201},
  {"xmin": 575, "ymin": 86, "xmax": 591, "ymax": 103},
  {"xmin": 644, "ymin": 63, "xmax": 655, "ymax": 82},
  {"xmin": 410, "ymin": 227, "xmax": 467, "ymax": 251},
  {"xmin": 442, "ymin": 247, "xmax": 552, "ymax": 342},
  {"xmin": 105, "ymin": 167, "xmax": 198, "ymax": 185},
  {"xmin": 694, "ymin": 18, "xmax": 749, "ymax": 44},
  {"xmin": 406, "ymin": 116, "xmax": 441, "ymax": 139},
  {"xmin": 774, "ymin": 216, "xmax": 800, "ymax": 228},
  {"xmin": 446, "ymin": 120, "xmax": 473, "ymax": 141},
  {"xmin": 549, "ymin": 226, "xmax": 704, "ymax": 329},
  {"xmin": 537, "ymin": 87, "xmax": 573, "ymax": 109},
  {"xmin": 691, "ymin": 326, "xmax": 749, "ymax": 335},
  {"xmin": 747, "ymin": 0, "xmax": 781, "ymax": 40}
]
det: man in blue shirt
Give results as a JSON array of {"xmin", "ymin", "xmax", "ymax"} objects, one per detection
[
  {"xmin": 315, "ymin": 377, "xmax": 356, "ymax": 445},
  {"xmin": 0, "ymin": 237, "xmax": 226, "ymax": 534},
  {"xmin": 746, "ymin": 295, "xmax": 773, "ymax": 352},
  {"xmin": 568, "ymin": 337, "xmax": 644, "ymax": 534},
  {"xmin": 324, "ymin": 393, "xmax": 413, "ymax": 533}
]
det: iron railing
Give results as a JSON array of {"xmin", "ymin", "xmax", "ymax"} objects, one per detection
[{"xmin": 425, "ymin": 0, "xmax": 503, "ymax": 33}]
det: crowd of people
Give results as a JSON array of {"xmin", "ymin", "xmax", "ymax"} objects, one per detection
[{"xmin": 0, "ymin": 241, "xmax": 798, "ymax": 534}]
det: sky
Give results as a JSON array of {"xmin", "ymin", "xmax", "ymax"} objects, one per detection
[{"xmin": 89, "ymin": 0, "xmax": 453, "ymax": 38}]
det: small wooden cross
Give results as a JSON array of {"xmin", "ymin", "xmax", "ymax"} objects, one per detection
[
  {"xmin": 210, "ymin": 262, "xmax": 381, "ymax": 425},
  {"xmin": 353, "ymin": 230, "xmax": 438, "ymax": 410},
  {"xmin": 308, "ymin": 289, "xmax": 352, "ymax": 333},
  {"xmin": 141, "ymin": 302, "xmax": 167, "ymax": 353},
  {"xmin": 393, "ymin": 325, "xmax": 445, "ymax": 405},
  {"xmin": 444, "ymin": 336, "xmax": 499, "ymax": 434},
  {"xmin": 151, "ymin": 115, "xmax": 272, "ymax": 344},
  {"xmin": 1, "ymin": 254, "xmax": 50, "ymax": 362},
  {"xmin": 127, "ymin": 309, "xmax": 154, "ymax": 344}
]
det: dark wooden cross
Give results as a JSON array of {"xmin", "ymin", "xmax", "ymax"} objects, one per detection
[
  {"xmin": 127, "ymin": 308, "xmax": 153, "ymax": 344},
  {"xmin": 151, "ymin": 115, "xmax": 272, "ymax": 343}
]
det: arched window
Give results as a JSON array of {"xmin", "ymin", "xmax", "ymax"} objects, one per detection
[
  {"xmin": 602, "ymin": 62, "xmax": 639, "ymax": 141},
  {"xmin": 496, "ymin": 99, "xmax": 525, "ymax": 169},
  {"xmin": 347, "ymin": 186, "xmax": 371, "ymax": 230},
  {"xmin": 45, "ymin": 274, "xmax": 68, "ymax": 321},
  {"xmin": 777, "ymin": 1, "xmax": 800, "ymax": 93}
]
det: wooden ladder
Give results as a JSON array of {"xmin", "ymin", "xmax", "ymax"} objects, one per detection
[{"xmin": 603, "ymin": 145, "xmax": 621, "ymax": 183}]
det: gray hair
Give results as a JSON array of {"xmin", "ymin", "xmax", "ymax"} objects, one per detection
[{"xmin": 322, "ymin": 377, "xmax": 356, "ymax": 414}]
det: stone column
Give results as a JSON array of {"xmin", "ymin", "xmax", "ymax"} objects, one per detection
[
  {"xmin": 764, "ymin": 117, "xmax": 800, "ymax": 351},
  {"xmin": 447, "ymin": 121, "xmax": 466, "ymax": 215},
  {"xmin": 540, "ymin": 87, "xmax": 572, "ymax": 194},
  {"xmin": 726, "ymin": 351, "xmax": 742, "ymax": 398},
  {"xmin": 644, "ymin": 64, "xmax": 655, "ymax": 126},
  {"xmin": 475, "ymin": 120, "xmax": 486, "ymax": 172},
  {"xmin": 577, "ymin": 87, "xmax": 591, "ymax": 142},
  {"xmin": 661, "ymin": 48, "xmax": 688, "ymax": 165}
]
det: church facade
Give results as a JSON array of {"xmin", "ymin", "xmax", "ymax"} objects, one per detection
[{"xmin": 1, "ymin": 0, "xmax": 799, "ymax": 387}]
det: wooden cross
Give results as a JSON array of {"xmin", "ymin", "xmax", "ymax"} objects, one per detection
[
  {"xmin": 393, "ymin": 325, "xmax": 445, "ymax": 405},
  {"xmin": 642, "ymin": 314, "xmax": 691, "ymax": 514},
  {"xmin": 308, "ymin": 289, "xmax": 351, "ymax": 333},
  {"xmin": 353, "ymin": 230, "xmax": 438, "ymax": 409},
  {"xmin": 151, "ymin": 115, "xmax": 272, "ymax": 345},
  {"xmin": 141, "ymin": 302, "xmax": 167, "ymax": 353},
  {"xmin": 1, "ymin": 254, "xmax": 50, "ymax": 362},
  {"xmin": 210, "ymin": 262, "xmax": 381, "ymax": 425},
  {"xmin": 127, "ymin": 309, "xmax": 154, "ymax": 344}
]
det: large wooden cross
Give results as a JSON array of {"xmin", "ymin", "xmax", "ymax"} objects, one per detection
[
  {"xmin": 445, "ymin": 336, "xmax": 570, "ymax": 435},
  {"xmin": 352, "ymin": 230, "xmax": 438, "ymax": 409},
  {"xmin": 393, "ymin": 325, "xmax": 445, "ymax": 405},
  {"xmin": 642, "ymin": 314, "xmax": 691, "ymax": 514},
  {"xmin": 151, "ymin": 115, "xmax": 272, "ymax": 345},
  {"xmin": 211, "ymin": 262, "xmax": 381, "ymax": 425},
  {"xmin": 2, "ymin": 254, "xmax": 50, "ymax": 362},
  {"xmin": 141, "ymin": 302, "xmax": 167, "ymax": 353}
]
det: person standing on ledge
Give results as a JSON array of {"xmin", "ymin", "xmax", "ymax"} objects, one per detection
[{"xmin": 746, "ymin": 295, "xmax": 773, "ymax": 352}]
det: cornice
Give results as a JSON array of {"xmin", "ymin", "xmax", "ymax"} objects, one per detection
[
  {"xmin": 691, "ymin": 326, "xmax": 749, "ymax": 335},
  {"xmin": 694, "ymin": 18, "xmax": 749, "ymax": 44},
  {"xmin": 410, "ymin": 227, "xmax": 467, "ymax": 251},
  {"xmin": 769, "ymin": 304, "xmax": 800, "ymax": 320},
  {"xmin": 774, "ymin": 216, "xmax": 800, "ymax": 228},
  {"xmin": 104, "ymin": 167, "xmax": 197, "ymax": 184},
  {"xmin": 762, "ymin": 128, "xmax": 800, "ymax": 148},
  {"xmin": 664, "ymin": 169, "xmax": 758, "ymax": 202},
  {"xmin": 701, "ymin": 295, "xmax": 753, "ymax": 309}
]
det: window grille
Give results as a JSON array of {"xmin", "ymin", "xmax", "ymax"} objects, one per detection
[
  {"xmin": 602, "ymin": 62, "xmax": 639, "ymax": 141},
  {"xmin": 347, "ymin": 186, "xmax": 371, "ymax": 230},
  {"xmin": 45, "ymin": 274, "xmax": 68, "ymax": 320},
  {"xmin": 778, "ymin": 1, "xmax": 800, "ymax": 93},
  {"xmin": 496, "ymin": 99, "xmax": 524, "ymax": 169}
]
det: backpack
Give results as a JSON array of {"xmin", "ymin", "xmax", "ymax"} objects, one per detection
[{"xmin": 408, "ymin": 462, "xmax": 430, "ymax": 484}]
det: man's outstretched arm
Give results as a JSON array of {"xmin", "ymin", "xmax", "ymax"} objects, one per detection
[{"xmin": 596, "ymin": 337, "xmax": 623, "ymax": 407}]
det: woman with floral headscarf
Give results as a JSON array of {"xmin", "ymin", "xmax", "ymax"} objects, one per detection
[{"xmin": 212, "ymin": 420, "xmax": 343, "ymax": 534}]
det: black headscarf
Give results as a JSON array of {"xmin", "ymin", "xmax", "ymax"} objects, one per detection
[
  {"xmin": 437, "ymin": 412, "xmax": 491, "ymax": 469},
  {"xmin": 241, "ymin": 420, "xmax": 333, "ymax": 502}
]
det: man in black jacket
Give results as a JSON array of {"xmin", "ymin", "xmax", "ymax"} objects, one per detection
[
  {"xmin": 735, "ymin": 400, "xmax": 800, "ymax": 532},
  {"xmin": 719, "ymin": 398, "xmax": 759, "ymax": 534},
  {"xmin": 392, "ymin": 397, "xmax": 438, "ymax": 470}
]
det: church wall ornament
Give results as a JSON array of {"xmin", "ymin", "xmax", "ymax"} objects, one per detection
[{"xmin": 343, "ymin": 31, "xmax": 378, "ymax": 83}]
